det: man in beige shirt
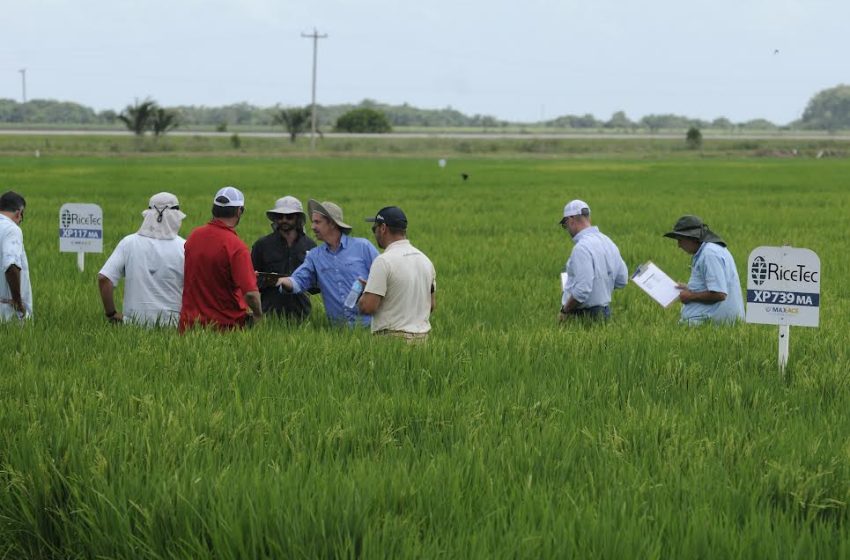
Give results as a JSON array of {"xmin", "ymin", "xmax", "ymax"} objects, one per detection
[{"xmin": 358, "ymin": 206, "xmax": 436, "ymax": 340}]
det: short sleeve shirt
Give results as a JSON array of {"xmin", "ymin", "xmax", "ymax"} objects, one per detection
[
  {"xmin": 681, "ymin": 242, "xmax": 745, "ymax": 325},
  {"xmin": 99, "ymin": 233, "xmax": 185, "ymax": 327},
  {"xmin": 179, "ymin": 220, "xmax": 258, "ymax": 331},
  {"xmin": 364, "ymin": 240, "xmax": 436, "ymax": 334},
  {"xmin": 0, "ymin": 213, "xmax": 32, "ymax": 320}
]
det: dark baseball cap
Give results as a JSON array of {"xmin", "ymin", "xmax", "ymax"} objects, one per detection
[{"xmin": 365, "ymin": 206, "xmax": 408, "ymax": 229}]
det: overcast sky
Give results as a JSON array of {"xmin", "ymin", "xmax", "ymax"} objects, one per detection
[{"xmin": 2, "ymin": 0, "xmax": 847, "ymax": 123}]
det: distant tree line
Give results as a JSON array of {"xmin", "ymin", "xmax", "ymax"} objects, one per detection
[{"xmin": 2, "ymin": 85, "xmax": 850, "ymax": 130}]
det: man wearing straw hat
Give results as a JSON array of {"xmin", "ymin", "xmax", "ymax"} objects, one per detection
[
  {"xmin": 664, "ymin": 215, "xmax": 744, "ymax": 325},
  {"xmin": 0, "ymin": 191, "xmax": 31, "ymax": 322},
  {"xmin": 251, "ymin": 196, "xmax": 316, "ymax": 321},
  {"xmin": 276, "ymin": 199, "xmax": 378, "ymax": 327},
  {"xmin": 98, "ymin": 192, "xmax": 186, "ymax": 327}
]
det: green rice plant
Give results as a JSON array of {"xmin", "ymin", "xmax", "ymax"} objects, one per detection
[{"xmin": 0, "ymin": 154, "xmax": 848, "ymax": 558}]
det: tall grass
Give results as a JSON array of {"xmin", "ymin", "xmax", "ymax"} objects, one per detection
[{"xmin": 1, "ymin": 155, "xmax": 848, "ymax": 558}]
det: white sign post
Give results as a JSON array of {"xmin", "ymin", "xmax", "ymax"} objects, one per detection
[
  {"xmin": 59, "ymin": 203, "xmax": 103, "ymax": 271},
  {"xmin": 746, "ymin": 246, "xmax": 820, "ymax": 373}
]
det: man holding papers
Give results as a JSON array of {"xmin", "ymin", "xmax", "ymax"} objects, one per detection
[
  {"xmin": 558, "ymin": 200, "xmax": 628, "ymax": 322},
  {"xmin": 664, "ymin": 215, "xmax": 744, "ymax": 325}
]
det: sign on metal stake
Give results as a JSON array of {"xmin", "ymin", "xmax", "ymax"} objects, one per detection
[
  {"xmin": 746, "ymin": 246, "xmax": 820, "ymax": 374},
  {"xmin": 59, "ymin": 203, "xmax": 103, "ymax": 271}
]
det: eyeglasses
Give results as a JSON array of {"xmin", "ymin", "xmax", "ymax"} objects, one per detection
[{"xmin": 371, "ymin": 223, "xmax": 381, "ymax": 233}]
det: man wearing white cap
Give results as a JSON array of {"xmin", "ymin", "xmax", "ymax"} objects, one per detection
[
  {"xmin": 251, "ymin": 196, "xmax": 316, "ymax": 320},
  {"xmin": 98, "ymin": 192, "xmax": 186, "ymax": 327},
  {"xmin": 275, "ymin": 199, "xmax": 378, "ymax": 327},
  {"xmin": 179, "ymin": 186, "xmax": 262, "ymax": 331},
  {"xmin": 558, "ymin": 199, "xmax": 628, "ymax": 321}
]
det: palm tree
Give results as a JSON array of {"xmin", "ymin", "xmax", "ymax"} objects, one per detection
[
  {"xmin": 273, "ymin": 107, "xmax": 312, "ymax": 143},
  {"xmin": 151, "ymin": 107, "xmax": 179, "ymax": 137},
  {"xmin": 118, "ymin": 99, "xmax": 157, "ymax": 136}
]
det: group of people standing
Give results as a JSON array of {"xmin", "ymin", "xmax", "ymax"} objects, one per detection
[
  {"xmin": 558, "ymin": 199, "xmax": 745, "ymax": 325},
  {"xmin": 97, "ymin": 186, "xmax": 436, "ymax": 340},
  {"xmin": 1, "ymin": 188, "xmax": 744, "ymax": 334}
]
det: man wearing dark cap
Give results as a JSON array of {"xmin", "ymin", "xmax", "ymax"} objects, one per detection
[
  {"xmin": 558, "ymin": 199, "xmax": 628, "ymax": 322},
  {"xmin": 251, "ymin": 196, "xmax": 316, "ymax": 321},
  {"xmin": 664, "ymin": 215, "xmax": 744, "ymax": 325},
  {"xmin": 275, "ymin": 199, "xmax": 378, "ymax": 327},
  {"xmin": 358, "ymin": 206, "xmax": 436, "ymax": 341},
  {"xmin": 179, "ymin": 186, "xmax": 262, "ymax": 331}
]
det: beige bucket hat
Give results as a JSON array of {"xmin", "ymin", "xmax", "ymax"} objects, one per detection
[{"xmin": 308, "ymin": 199, "xmax": 352, "ymax": 232}]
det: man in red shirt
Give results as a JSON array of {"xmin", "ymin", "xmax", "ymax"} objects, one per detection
[{"xmin": 179, "ymin": 186, "xmax": 262, "ymax": 332}]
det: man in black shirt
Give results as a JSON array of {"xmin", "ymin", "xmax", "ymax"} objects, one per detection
[{"xmin": 251, "ymin": 197, "xmax": 317, "ymax": 320}]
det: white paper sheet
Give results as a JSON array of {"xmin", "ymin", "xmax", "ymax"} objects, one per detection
[
  {"xmin": 560, "ymin": 272, "xmax": 569, "ymax": 306},
  {"xmin": 631, "ymin": 262, "xmax": 680, "ymax": 308}
]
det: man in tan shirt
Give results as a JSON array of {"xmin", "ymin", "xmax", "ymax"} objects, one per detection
[{"xmin": 358, "ymin": 206, "xmax": 436, "ymax": 341}]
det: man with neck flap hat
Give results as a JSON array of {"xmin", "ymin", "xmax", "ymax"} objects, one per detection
[
  {"xmin": 98, "ymin": 192, "xmax": 186, "ymax": 326},
  {"xmin": 664, "ymin": 215, "xmax": 744, "ymax": 325}
]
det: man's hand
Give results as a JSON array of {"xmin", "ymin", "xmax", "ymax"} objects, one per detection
[
  {"xmin": 106, "ymin": 311, "xmax": 124, "ymax": 324},
  {"xmin": 275, "ymin": 277, "xmax": 293, "ymax": 292}
]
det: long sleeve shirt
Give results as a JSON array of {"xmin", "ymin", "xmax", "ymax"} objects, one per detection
[
  {"xmin": 565, "ymin": 226, "xmax": 628, "ymax": 308},
  {"xmin": 289, "ymin": 234, "xmax": 379, "ymax": 326}
]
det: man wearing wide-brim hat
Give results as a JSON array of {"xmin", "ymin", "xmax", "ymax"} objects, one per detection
[
  {"xmin": 251, "ymin": 196, "xmax": 316, "ymax": 321},
  {"xmin": 664, "ymin": 214, "xmax": 744, "ymax": 325},
  {"xmin": 276, "ymin": 199, "xmax": 379, "ymax": 327}
]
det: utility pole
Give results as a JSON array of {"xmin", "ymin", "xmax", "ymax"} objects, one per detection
[
  {"xmin": 301, "ymin": 28, "xmax": 327, "ymax": 150},
  {"xmin": 18, "ymin": 68, "xmax": 27, "ymax": 103}
]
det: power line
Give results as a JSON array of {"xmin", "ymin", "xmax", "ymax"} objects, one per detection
[{"xmin": 301, "ymin": 28, "xmax": 327, "ymax": 150}]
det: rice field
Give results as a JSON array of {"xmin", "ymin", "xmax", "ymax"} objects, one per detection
[{"xmin": 1, "ymin": 150, "xmax": 848, "ymax": 558}]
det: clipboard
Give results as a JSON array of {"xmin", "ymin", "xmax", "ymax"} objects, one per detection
[{"xmin": 631, "ymin": 261, "xmax": 680, "ymax": 308}]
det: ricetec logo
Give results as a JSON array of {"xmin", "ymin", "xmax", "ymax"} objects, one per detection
[
  {"xmin": 750, "ymin": 255, "xmax": 819, "ymax": 286},
  {"xmin": 61, "ymin": 210, "xmax": 103, "ymax": 228}
]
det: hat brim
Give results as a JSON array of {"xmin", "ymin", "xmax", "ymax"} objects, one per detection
[
  {"xmin": 664, "ymin": 229, "xmax": 702, "ymax": 240},
  {"xmin": 307, "ymin": 199, "xmax": 352, "ymax": 231},
  {"xmin": 266, "ymin": 208, "xmax": 304, "ymax": 218}
]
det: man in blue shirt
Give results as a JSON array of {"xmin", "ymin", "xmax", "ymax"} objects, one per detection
[
  {"xmin": 559, "ymin": 200, "xmax": 628, "ymax": 322},
  {"xmin": 276, "ymin": 199, "xmax": 378, "ymax": 326},
  {"xmin": 664, "ymin": 215, "xmax": 745, "ymax": 325}
]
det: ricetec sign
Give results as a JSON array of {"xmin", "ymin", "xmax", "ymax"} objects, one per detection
[
  {"xmin": 59, "ymin": 203, "xmax": 103, "ymax": 253},
  {"xmin": 746, "ymin": 246, "xmax": 820, "ymax": 327}
]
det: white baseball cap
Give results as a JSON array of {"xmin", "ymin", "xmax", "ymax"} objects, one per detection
[
  {"xmin": 560, "ymin": 199, "xmax": 590, "ymax": 224},
  {"xmin": 213, "ymin": 186, "xmax": 245, "ymax": 207}
]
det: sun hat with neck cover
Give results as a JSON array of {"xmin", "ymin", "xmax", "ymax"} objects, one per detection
[{"xmin": 663, "ymin": 215, "xmax": 726, "ymax": 246}]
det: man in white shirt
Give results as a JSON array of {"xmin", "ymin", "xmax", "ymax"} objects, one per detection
[
  {"xmin": 559, "ymin": 199, "xmax": 628, "ymax": 322},
  {"xmin": 98, "ymin": 192, "xmax": 186, "ymax": 327},
  {"xmin": 358, "ymin": 206, "xmax": 436, "ymax": 341},
  {"xmin": 0, "ymin": 191, "xmax": 32, "ymax": 322}
]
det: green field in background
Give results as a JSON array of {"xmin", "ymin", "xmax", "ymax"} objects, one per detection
[{"xmin": 1, "ymin": 154, "xmax": 848, "ymax": 558}]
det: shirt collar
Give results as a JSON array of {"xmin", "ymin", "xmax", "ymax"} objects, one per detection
[
  {"xmin": 692, "ymin": 241, "xmax": 707, "ymax": 262},
  {"xmin": 384, "ymin": 239, "xmax": 410, "ymax": 251},
  {"xmin": 208, "ymin": 218, "xmax": 237, "ymax": 233},
  {"xmin": 572, "ymin": 225, "xmax": 599, "ymax": 242},
  {"xmin": 323, "ymin": 233, "xmax": 349, "ymax": 253}
]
